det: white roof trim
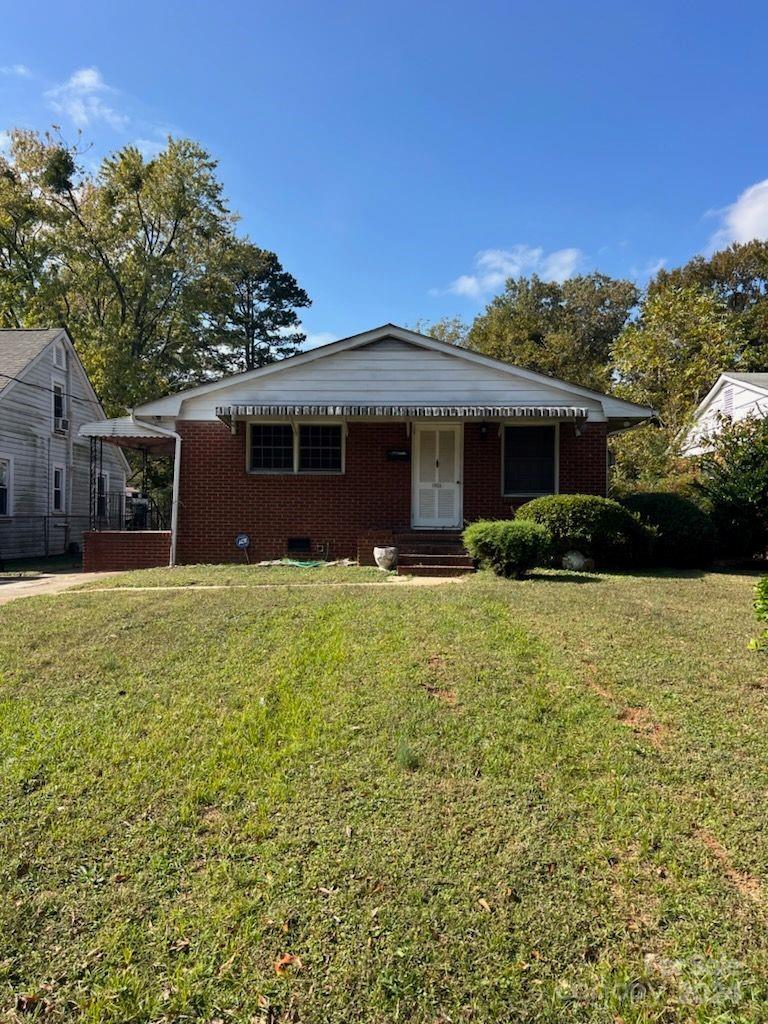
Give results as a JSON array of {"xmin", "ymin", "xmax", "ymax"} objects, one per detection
[
  {"xmin": 692, "ymin": 372, "xmax": 768, "ymax": 421},
  {"xmin": 134, "ymin": 323, "xmax": 656, "ymax": 420}
]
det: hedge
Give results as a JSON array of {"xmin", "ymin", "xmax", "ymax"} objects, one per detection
[
  {"xmin": 515, "ymin": 494, "xmax": 651, "ymax": 567},
  {"xmin": 462, "ymin": 519, "xmax": 552, "ymax": 579},
  {"xmin": 621, "ymin": 492, "xmax": 715, "ymax": 568}
]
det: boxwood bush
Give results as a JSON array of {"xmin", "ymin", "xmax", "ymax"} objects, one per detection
[
  {"xmin": 462, "ymin": 519, "xmax": 552, "ymax": 579},
  {"xmin": 621, "ymin": 491, "xmax": 715, "ymax": 567},
  {"xmin": 515, "ymin": 494, "xmax": 651, "ymax": 567}
]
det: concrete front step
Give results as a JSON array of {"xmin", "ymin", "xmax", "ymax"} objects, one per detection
[{"xmin": 397, "ymin": 563, "xmax": 475, "ymax": 577}]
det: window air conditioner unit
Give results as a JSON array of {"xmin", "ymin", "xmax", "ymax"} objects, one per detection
[{"xmin": 55, "ymin": 416, "xmax": 70, "ymax": 433}]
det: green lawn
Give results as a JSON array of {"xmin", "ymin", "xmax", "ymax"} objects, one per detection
[
  {"xmin": 77, "ymin": 561, "xmax": 387, "ymax": 589},
  {"xmin": 0, "ymin": 568, "xmax": 766, "ymax": 1022}
]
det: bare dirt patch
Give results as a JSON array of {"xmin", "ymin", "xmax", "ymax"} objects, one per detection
[
  {"xmin": 696, "ymin": 828, "xmax": 763, "ymax": 904},
  {"xmin": 618, "ymin": 706, "xmax": 668, "ymax": 748}
]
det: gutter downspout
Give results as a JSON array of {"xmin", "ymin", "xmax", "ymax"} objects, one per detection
[{"xmin": 129, "ymin": 413, "xmax": 181, "ymax": 568}]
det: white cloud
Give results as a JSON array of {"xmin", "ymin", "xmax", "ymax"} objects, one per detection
[
  {"xmin": 708, "ymin": 179, "xmax": 768, "ymax": 251},
  {"xmin": 438, "ymin": 244, "xmax": 583, "ymax": 298},
  {"xmin": 0, "ymin": 64, "xmax": 30, "ymax": 77},
  {"xmin": 133, "ymin": 137, "xmax": 165, "ymax": 159},
  {"xmin": 46, "ymin": 66, "xmax": 128, "ymax": 129},
  {"xmin": 303, "ymin": 331, "xmax": 338, "ymax": 350}
]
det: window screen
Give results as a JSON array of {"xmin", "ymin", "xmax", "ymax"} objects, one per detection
[
  {"xmin": 298, "ymin": 425, "xmax": 342, "ymax": 472},
  {"xmin": 503, "ymin": 425, "xmax": 556, "ymax": 494},
  {"xmin": 250, "ymin": 424, "xmax": 294, "ymax": 471}
]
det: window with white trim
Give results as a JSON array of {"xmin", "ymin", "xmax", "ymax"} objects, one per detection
[
  {"xmin": 248, "ymin": 423, "xmax": 344, "ymax": 474},
  {"xmin": 0, "ymin": 457, "xmax": 11, "ymax": 516},
  {"xmin": 52, "ymin": 378, "xmax": 67, "ymax": 431},
  {"xmin": 52, "ymin": 464, "xmax": 66, "ymax": 513},
  {"xmin": 503, "ymin": 425, "xmax": 556, "ymax": 495}
]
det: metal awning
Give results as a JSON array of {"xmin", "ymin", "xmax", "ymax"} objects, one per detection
[
  {"xmin": 216, "ymin": 404, "xmax": 591, "ymax": 425},
  {"xmin": 79, "ymin": 417, "xmax": 177, "ymax": 454}
]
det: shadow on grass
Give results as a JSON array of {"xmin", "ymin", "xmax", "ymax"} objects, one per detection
[{"xmin": 526, "ymin": 571, "xmax": 602, "ymax": 584}]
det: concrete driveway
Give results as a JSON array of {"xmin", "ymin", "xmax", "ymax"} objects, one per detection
[{"xmin": 0, "ymin": 572, "xmax": 116, "ymax": 606}]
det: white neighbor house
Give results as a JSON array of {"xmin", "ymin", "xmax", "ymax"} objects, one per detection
[
  {"xmin": 0, "ymin": 329, "xmax": 128, "ymax": 562},
  {"xmin": 685, "ymin": 372, "xmax": 768, "ymax": 455}
]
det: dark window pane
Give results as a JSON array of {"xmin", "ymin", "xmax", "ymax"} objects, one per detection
[
  {"xmin": 53, "ymin": 387, "xmax": 64, "ymax": 420},
  {"xmin": 250, "ymin": 424, "xmax": 294, "ymax": 471},
  {"xmin": 298, "ymin": 425, "xmax": 342, "ymax": 472},
  {"xmin": 0, "ymin": 461, "xmax": 7, "ymax": 516},
  {"xmin": 504, "ymin": 425, "xmax": 555, "ymax": 494}
]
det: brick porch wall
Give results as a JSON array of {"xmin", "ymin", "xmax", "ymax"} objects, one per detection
[
  {"xmin": 174, "ymin": 420, "xmax": 607, "ymax": 564},
  {"xmin": 83, "ymin": 530, "xmax": 171, "ymax": 572}
]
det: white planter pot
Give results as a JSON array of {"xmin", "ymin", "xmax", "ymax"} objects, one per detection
[{"xmin": 373, "ymin": 546, "xmax": 398, "ymax": 570}]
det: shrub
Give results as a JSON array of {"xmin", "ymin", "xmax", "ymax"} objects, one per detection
[
  {"xmin": 621, "ymin": 492, "xmax": 715, "ymax": 567},
  {"xmin": 462, "ymin": 519, "xmax": 552, "ymax": 579},
  {"xmin": 697, "ymin": 416, "xmax": 768, "ymax": 558},
  {"xmin": 515, "ymin": 494, "xmax": 651, "ymax": 567},
  {"xmin": 749, "ymin": 576, "xmax": 768, "ymax": 652}
]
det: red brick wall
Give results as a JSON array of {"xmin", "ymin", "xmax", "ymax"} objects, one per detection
[
  {"xmin": 176, "ymin": 421, "xmax": 412, "ymax": 564},
  {"xmin": 463, "ymin": 421, "xmax": 607, "ymax": 519},
  {"xmin": 83, "ymin": 531, "xmax": 171, "ymax": 572},
  {"xmin": 175, "ymin": 420, "xmax": 608, "ymax": 564}
]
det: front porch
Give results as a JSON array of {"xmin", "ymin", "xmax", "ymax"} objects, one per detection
[{"xmin": 78, "ymin": 416, "xmax": 181, "ymax": 573}]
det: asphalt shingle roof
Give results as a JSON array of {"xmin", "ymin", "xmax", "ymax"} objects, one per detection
[
  {"xmin": 724, "ymin": 372, "xmax": 768, "ymax": 391},
  {"xmin": 0, "ymin": 329, "xmax": 63, "ymax": 394}
]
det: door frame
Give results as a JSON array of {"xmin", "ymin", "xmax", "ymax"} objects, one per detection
[{"xmin": 411, "ymin": 422, "xmax": 463, "ymax": 529}]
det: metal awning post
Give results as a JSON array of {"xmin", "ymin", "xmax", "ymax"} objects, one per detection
[{"xmin": 169, "ymin": 433, "xmax": 182, "ymax": 567}]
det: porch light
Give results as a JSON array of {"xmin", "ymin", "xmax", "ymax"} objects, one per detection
[{"xmin": 479, "ymin": 422, "xmax": 489, "ymax": 439}]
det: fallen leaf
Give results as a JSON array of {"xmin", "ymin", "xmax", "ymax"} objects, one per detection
[
  {"xmin": 274, "ymin": 953, "xmax": 303, "ymax": 975},
  {"xmin": 478, "ymin": 898, "xmax": 492, "ymax": 912}
]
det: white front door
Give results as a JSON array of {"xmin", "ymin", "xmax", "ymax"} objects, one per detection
[{"xmin": 412, "ymin": 425, "xmax": 463, "ymax": 528}]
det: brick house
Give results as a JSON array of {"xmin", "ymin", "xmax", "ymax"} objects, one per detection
[{"xmin": 79, "ymin": 324, "xmax": 654, "ymax": 571}]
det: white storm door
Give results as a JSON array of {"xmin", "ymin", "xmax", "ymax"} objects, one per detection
[{"xmin": 412, "ymin": 425, "xmax": 462, "ymax": 528}]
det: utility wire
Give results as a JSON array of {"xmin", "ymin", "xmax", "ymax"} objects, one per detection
[{"xmin": 0, "ymin": 371, "xmax": 104, "ymax": 409}]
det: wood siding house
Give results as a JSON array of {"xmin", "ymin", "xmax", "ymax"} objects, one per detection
[
  {"xmin": 0, "ymin": 329, "xmax": 127, "ymax": 561},
  {"xmin": 79, "ymin": 324, "xmax": 655, "ymax": 572},
  {"xmin": 685, "ymin": 372, "xmax": 768, "ymax": 455}
]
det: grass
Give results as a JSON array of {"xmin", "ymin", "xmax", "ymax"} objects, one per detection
[
  {"xmin": 77, "ymin": 561, "xmax": 388, "ymax": 589},
  {"xmin": 0, "ymin": 567, "xmax": 766, "ymax": 1022}
]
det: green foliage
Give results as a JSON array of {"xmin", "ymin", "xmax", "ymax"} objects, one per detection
[
  {"xmin": 462, "ymin": 518, "xmax": 552, "ymax": 578},
  {"xmin": 610, "ymin": 286, "xmax": 740, "ymax": 488},
  {"xmin": 410, "ymin": 315, "xmax": 469, "ymax": 346},
  {"xmin": 516, "ymin": 494, "xmax": 651, "ymax": 566},
  {"xmin": 0, "ymin": 130, "xmax": 310, "ymax": 413},
  {"xmin": 205, "ymin": 239, "xmax": 311, "ymax": 372},
  {"xmin": 696, "ymin": 416, "xmax": 768, "ymax": 558},
  {"xmin": 651, "ymin": 241, "xmax": 768, "ymax": 370},
  {"xmin": 620, "ymin": 492, "xmax": 715, "ymax": 567},
  {"xmin": 750, "ymin": 576, "xmax": 768, "ymax": 651},
  {"xmin": 467, "ymin": 273, "xmax": 639, "ymax": 390}
]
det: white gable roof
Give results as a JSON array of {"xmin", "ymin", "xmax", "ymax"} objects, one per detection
[
  {"xmin": 135, "ymin": 324, "xmax": 654, "ymax": 424},
  {"xmin": 685, "ymin": 371, "xmax": 768, "ymax": 454}
]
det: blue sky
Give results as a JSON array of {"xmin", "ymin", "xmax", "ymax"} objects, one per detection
[{"xmin": 2, "ymin": 0, "xmax": 767, "ymax": 347}]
